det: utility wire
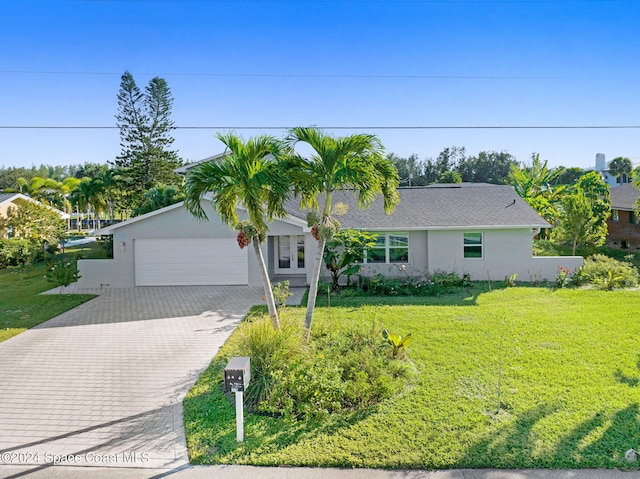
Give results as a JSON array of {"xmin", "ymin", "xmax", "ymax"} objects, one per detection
[
  {"xmin": 70, "ymin": 0, "xmax": 626, "ymax": 4},
  {"xmin": 1, "ymin": 125, "xmax": 639, "ymax": 130},
  {"xmin": 0, "ymin": 70, "xmax": 632, "ymax": 81}
]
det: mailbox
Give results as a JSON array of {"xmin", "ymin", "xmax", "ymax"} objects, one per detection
[{"xmin": 224, "ymin": 356, "xmax": 251, "ymax": 393}]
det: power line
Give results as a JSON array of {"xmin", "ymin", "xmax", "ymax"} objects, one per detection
[
  {"xmin": 70, "ymin": 0, "xmax": 625, "ymax": 3},
  {"xmin": 0, "ymin": 70, "xmax": 632, "ymax": 81},
  {"xmin": 1, "ymin": 125, "xmax": 640, "ymax": 130}
]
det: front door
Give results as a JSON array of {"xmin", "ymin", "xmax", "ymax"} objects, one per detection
[{"xmin": 275, "ymin": 235, "xmax": 305, "ymax": 273}]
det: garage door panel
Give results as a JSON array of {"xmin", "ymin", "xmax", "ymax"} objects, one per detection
[{"xmin": 134, "ymin": 238, "xmax": 248, "ymax": 286}]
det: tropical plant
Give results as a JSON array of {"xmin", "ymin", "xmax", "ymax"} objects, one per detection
[
  {"xmin": 382, "ymin": 329, "xmax": 412, "ymax": 359},
  {"xmin": 14, "ymin": 176, "xmax": 81, "ymax": 213},
  {"xmin": 553, "ymin": 171, "xmax": 611, "ymax": 254},
  {"xmin": 70, "ymin": 177, "xmax": 106, "ymax": 230},
  {"xmin": 579, "ymin": 254, "xmax": 639, "ymax": 289},
  {"xmin": 132, "ymin": 184, "xmax": 185, "ymax": 216},
  {"xmin": 511, "ymin": 154, "xmax": 566, "ymax": 227},
  {"xmin": 438, "ymin": 170, "xmax": 462, "ymax": 184},
  {"xmin": 184, "ymin": 133, "xmax": 290, "ymax": 329},
  {"xmin": 284, "ymin": 127, "xmax": 400, "ymax": 340},
  {"xmin": 323, "ymin": 228, "xmax": 378, "ymax": 291}
]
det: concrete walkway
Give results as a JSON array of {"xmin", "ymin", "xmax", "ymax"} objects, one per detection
[
  {"xmin": 0, "ymin": 464, "xmax": 635, "ymax": 479},
  {"xmin": 0, "ymin": 286, "xmax": 281, "ymax": 470}
]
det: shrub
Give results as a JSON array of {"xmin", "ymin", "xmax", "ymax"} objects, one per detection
[
  {"xmin": 272, "ymin": 280, "xmax": 293, "ymax": 308},
  {"xmin": 228, "ymin": 316, "xmax": 415, "ymax": 419},
  {"xmin": 430, "ymin": 270, "xmax": 464, "ymax": 286},
  {"xmin": 232, "ymin": 317, "xmax": 307, "ymax": 410},
  {"xmin": 46, "ymin": 258, "xmax": 81, "ymax": 293},
  {"xmin": 579, "ymin": 254, "xmax": 639, "ymax": 289},
  {"xmin": 0, "ymin": 238, "xmax": 43, "ymax": 269},
  {"xmin": 356, "ymin": 271, "xmax": 468, "ymax": 297},
  {"xmin": 555, "ymin": 266, "xmax": 572, "ymax": 289}
]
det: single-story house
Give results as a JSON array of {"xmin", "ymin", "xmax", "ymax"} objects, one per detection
[
  {"xmin": 76, "ymin": 183, "xmax": 583, "ymax": 288},
  {"xmin": 0, "ymin": 192, "xmax": 70, "ymax": 238},
  {"xmin": 608, "ymin": 183, "xmax": 640, "ymax": 246}
]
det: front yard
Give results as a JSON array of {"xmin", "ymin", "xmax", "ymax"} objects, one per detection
[
  {"xmin": 185, "ymin": 286, "xmax": 640, "ymax": 469},
  {"xmin": 0, "ymin": 244, "xmax": 98, "ymax": 343}
]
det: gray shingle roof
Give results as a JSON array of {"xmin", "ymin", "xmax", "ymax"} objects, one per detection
[
  {"xmin": 0, "ymin": 192, "xmax": 19, "ymax": 204},
  {"xmin": 284, "ymin": 184, "xmax": 549, "ymax": 229},
  {"xmin": 610, "ymin": 184, "xmax": 640, "ymax": 211}
]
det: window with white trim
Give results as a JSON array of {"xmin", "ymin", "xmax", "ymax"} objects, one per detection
[
  {"xmin": 362, "ymin": 232, "xmax": 409, "ymax": 264},
  {"xmin": 463, "ymin": 232, "xmax": 483, "ymax": 259}
]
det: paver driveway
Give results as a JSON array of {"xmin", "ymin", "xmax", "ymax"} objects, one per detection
[{"xmin": 0, "ymin": 286, "xmax": 267, "ymax": 469}]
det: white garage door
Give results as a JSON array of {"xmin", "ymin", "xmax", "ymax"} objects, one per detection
[{"xmin": 134, "ymin": 238, "xmax": 248, "ymax": 286}]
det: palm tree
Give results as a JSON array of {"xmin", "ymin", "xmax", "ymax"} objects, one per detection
[
  {"xmin": 71, "ymin": 177, "xmax": 106, "ymax": 230},
  {"xmin": 184, "ymin": 133, "xmax": 289, "ymax": 330},
  {"xmin": 133, "ymin": 184, "xmax": 184, "ymax": 216},
  {"xmin": 285, "ymin": 127, "xmax": 400, "ymax": 340},
  {"xmin": 608, "ymin": 157, "xmax": 632, "ymax": 184},
  {"xmin": 511, "ymin": 154, "xmax": 565, "ymax": 227}
]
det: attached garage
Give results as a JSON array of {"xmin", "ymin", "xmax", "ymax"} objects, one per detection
[
  {"xmin": 76, "ymin": 200, "xmax": 307, "ymax": 289},
  {"xmin": 134, "ymin": 238, "xmax": 248, "ymax": 286}
]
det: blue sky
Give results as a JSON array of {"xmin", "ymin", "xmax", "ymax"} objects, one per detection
[{"xmin": 1, "ymin": 0, "xmax": 639, "ymax": 170}]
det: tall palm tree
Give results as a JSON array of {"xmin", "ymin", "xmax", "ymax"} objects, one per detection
[
  {"xmin": 71, "ymin": 177, "xmax": 106, "ymax": 230},
  {"xmin": 184, "ymin": 133, "xmax": 289, "ymax": 330},
  {"xmin": 285, "ymin": 127, "xmax": 400, "ymax": 340}
]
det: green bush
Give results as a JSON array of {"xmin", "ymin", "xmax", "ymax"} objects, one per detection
[
  {"xmin": 232, "ymin": 317, "xmax": 307, "ymax": 410},
  {"xmin": 46, "ymin": 258, "xmax": 81, "ymax": 293},
  {"xmin": 430, "ymin": 270, "xmax": 465, "ymax": 286},
  {"xmin": 578, "ymin": 254, "xmax": 639, "ymax": 289},
  {"xmin": 228, "ymin": 317, "xmax": 414, "ymax": 419},
  {"xmin": 260, "ymin": 325, "xmax": 412, "ymax": 418},
  {"xmin": 356, "ymin": 271, "xmax": 468, "ymax": 297},
  {"xmin": 0, "ymin": 238, "xmax": 43, "ymax": 268}
]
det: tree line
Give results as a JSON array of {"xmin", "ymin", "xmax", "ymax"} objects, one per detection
[{"xmin": 390, "ymin": 147, "xmax": 586, "ymax": 187}]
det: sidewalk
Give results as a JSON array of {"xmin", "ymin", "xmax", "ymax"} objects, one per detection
[{"xmin": 0, "ymin": 464, "xmax": 636, "ymax": 479}]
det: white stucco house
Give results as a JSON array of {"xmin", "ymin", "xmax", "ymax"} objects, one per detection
[
  {"xmin": 593, "ymin": 153, "xmax": 633, "ymax": 188},
  {"xmin": 76, "ymin": 183, "xmax": 582, "ymax": 288}
]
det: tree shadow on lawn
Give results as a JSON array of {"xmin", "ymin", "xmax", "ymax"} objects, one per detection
[
  {"xmin": 553, "ymin": 403, "xmax": 640, "ymax": 469},
  {"xmin": 460, "ymin": 402, "xmax": 640, "ymax": 469},
  {"xmin": 613, "ymin": 353, "xmax": 640, "ymax": 388},
  {"xmin": 459, "ymin": 402, "xmax": 561, "ymax": 469}
]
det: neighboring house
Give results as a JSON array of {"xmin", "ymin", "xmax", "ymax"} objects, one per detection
[
  {"xmin": 0, "ymin": 192, "xmax": 70, "ymax": 238},
  {"xmin": 76, "ymin": 183, "xmax": 582, "ymax": 288},
  {"xmin": 593, "ymin": 153, "xmax": 632, "ymax": 188},
  {"xmin": 608, "ymin": 183, "xmax": 640, "ymax": 246}
]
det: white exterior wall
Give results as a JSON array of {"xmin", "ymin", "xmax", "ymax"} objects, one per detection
[
  {"xmin": 349, "ymin": 230, "xmax": 429, "ymax": 279},
  {"xmin": 77, "ymin": 201, "xmax": 306, "ymax": 288},
  {"xmin": 427, "ymin": 228, "xmax": 582, "ymax": 282}
]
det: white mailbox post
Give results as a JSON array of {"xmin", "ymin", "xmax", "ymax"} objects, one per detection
[{"xmin": 224, "ymin": 356, "xmax": 251, "ymax": 442}]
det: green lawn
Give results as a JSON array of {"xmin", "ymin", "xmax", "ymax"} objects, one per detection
[
  {"xmin": 184, "ymin": 286, "xmax": 640, "ymax": 469},
  {"xmin": 0, "ymin": 244, "xmax": 99, "ymax": 343}
]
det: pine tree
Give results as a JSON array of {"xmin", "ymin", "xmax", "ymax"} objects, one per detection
[{"xmin": 115, "ymin": 71, "xmax": 182, "ymax": 203}]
